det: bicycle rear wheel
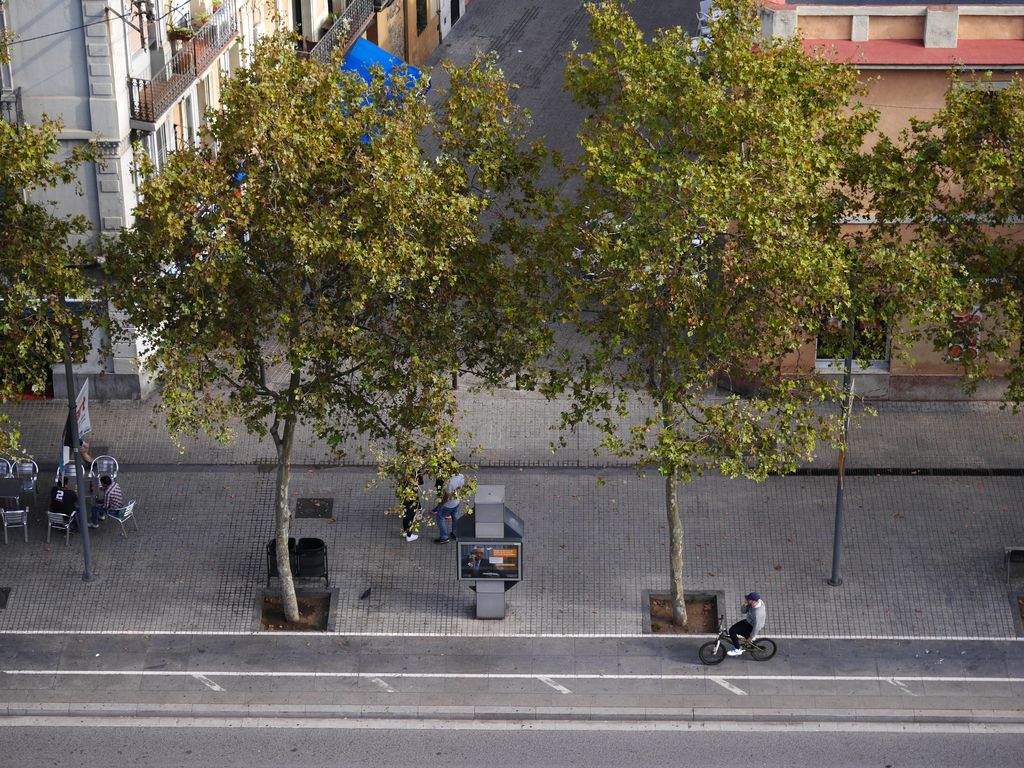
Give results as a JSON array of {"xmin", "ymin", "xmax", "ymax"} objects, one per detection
[
  {"xmin": 749, "ymin": 638, "xmax": 777, "ymax": 661},
  {"xmin": 698, "ymin": 640, "xmax": 726, "ymax": 665}
]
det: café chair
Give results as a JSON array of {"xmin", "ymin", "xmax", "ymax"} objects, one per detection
[
  {"xmin": 88, "ymin": 455, "xmax": 119, "ymax": 481},
  {"xmin": 108, "ymin": 500, "xmax": 138, "ymax": 538},
  {"xmin": 1, "ymin": 505, "xmax": 28, "ymax": 544},
  {"xmin": 0, "ymin": 458, "xmax": 12, "ymax": 478},
  {"xmin": 46, "ymin": 510, "xmax": 77, "ymax": 546},
  {"xmin": 13, "ymin": 458, "xmax": 39, "ymax": 496}
]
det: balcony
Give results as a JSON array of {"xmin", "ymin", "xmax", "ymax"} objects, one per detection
[
  {"xmin": 128, "ymin": 0, "xmax": 238, "ymax": 128},
  {"xmin": 1, "ymin": 87, "xmax": 23, "ymax": 130},
  {"xmin": 310, "ymin": 0, "xmax": 375, "ymax": 64}
]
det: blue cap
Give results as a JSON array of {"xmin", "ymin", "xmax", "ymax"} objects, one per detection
[{"xmin": 745, "ymin": 592, "xmax": 760, "ymax": 602}]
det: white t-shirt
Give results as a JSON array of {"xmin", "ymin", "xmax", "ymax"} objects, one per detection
[{"xmin": 441, "ymin": 474, "xmax": 465, "ymax": 508}]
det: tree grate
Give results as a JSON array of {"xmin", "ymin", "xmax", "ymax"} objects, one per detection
[{"xmin": 295, "ymin": 498, "xmax": 334, "ymax": 519}]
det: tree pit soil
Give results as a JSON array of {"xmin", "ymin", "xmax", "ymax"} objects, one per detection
[
  {"xmin": 649, "ymin": 595, "xmax": 718, "ymax": 634},
  {"xmin": 261, "ymin": 593, "xmax": 330, "ymax": 631}
]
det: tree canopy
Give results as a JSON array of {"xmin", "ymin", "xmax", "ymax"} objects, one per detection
[
  {"xmin": 873, "ymin": 75, "xmax": 1024, "ymax": 404},
  {"xmin": 549, "ymin": 0, "xmax": 879, "ymax": 624},
  {"xmin": 107, "ymin": 33, "xmax": 550, "ymax": 619},
  {"xmin": 0, "ymin": 98, "xmax": 97, "ymax": 455}
]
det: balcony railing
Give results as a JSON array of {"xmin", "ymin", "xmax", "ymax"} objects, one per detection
[
  {"xmin": 1, "ymin": 87, "xmax": 23, "ymax": 130},
  {"xmin": 128, "ymin": 0, "xmax": 238, "ymax": 126},
  {"xmin": 310, "ymin": 0, "xmax": 374, "ymax": 64}
]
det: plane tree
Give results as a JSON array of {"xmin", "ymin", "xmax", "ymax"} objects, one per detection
[
  {"xmin": 107, "ymin": 33, "xmax": 550, "ymax": 620},
  {"xmin": 547, "ymin": 0, "xmax": 881, "ymax": 626}
]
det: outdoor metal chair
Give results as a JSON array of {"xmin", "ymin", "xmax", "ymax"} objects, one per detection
[
  {"xmin": 0, "ymin": 505, "xmax": 28, "ymax": 544},
  {"xmin": 46, "ymin": 510, "xmax": 76, "ymax": 546},
  {"xmin": 107, "ymin": 500, "xmax": 138, "ymax": 538},
  {"xmin": 0, "ymin": 458, "xmax": 12, "ymax": 478},
  {"xmin": 88, "ymin": 455, "xmax": 119, "ymax": 481},
  {"xmin": 13, "ymin": 458, "xmax": 38, "ymax": 496},
  {"xmin": 56, "ymin": 460, "xmax": 79, "ymax": 485}
]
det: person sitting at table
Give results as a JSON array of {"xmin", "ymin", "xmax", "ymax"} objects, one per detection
[
  {"xmin": 50, "ymin": 476, "xmax": 79, "ymax": 532},
  {"xmin": 90, "ymin": 475, "xmax": 124, "ymax": 529}
]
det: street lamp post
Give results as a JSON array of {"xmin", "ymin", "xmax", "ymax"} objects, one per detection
[
  {"xmin": 61, "ymin": 326, "xmax": 94, "ymax": 582},
  {"xmin": 828, "ymin": 317, "xmax": 855, "ymax": 587}
]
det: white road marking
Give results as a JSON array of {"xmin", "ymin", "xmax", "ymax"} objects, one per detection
[
  {"xmin": 191, "ymin": 674, "xmax": 224, "ymax": 692},
  {"xmin": 710, "ymin": 678, "xmax": 747, "ymax": 696},
  {"xmin": 887, "ymin": 678, "xmax": 918, "ymax": 697},
  {"xmin": 0, "ymin": 630, "xmax": 1019, "ymax": 641},
  {"xmin": 5, "ymin": 670, "xmax": 1022, "ymax": 685},
  {"xmin": 0, "ymin": 716, "xmax": 1022, "ymax": 734},
  {"xmin": 537, "ymin": 676, "xmax": 572, "ymax": 694},
  {"xmin": 370, "ymin": 677, "xmax": 395, "ymax": 693}
]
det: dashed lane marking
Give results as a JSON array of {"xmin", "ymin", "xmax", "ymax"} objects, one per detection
[
  {"xmin": 191, "ymin": 674, "xmax": 224, "ymax": 692},
  {"xmin": 887, "ymin": 678, "xmax": 918, "ymax": 696},
  {"xmin": 537, "ymin": 676, "xmax": 572, "ymax": 694},
  {"xmin": 370, "ymin": 677, "xmax": 395, "ymax": 693},
  {"xmin": 710, "ymin": 678, "xmax": 747, "ymax": 696}
]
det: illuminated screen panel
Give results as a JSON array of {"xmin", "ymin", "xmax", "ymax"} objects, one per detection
[{"xmin": 457, "ymin": 541, "xmax": 522, "ymax": 581}]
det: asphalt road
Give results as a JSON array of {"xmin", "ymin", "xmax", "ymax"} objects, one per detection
[{"xmin": 0, "ymin": 725, "xmax": 1022, "ymax": 768}]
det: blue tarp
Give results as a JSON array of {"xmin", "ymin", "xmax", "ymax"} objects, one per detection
[{"xmin": 341, "ymin": 38, "xmax": 428, "ymax": 95}]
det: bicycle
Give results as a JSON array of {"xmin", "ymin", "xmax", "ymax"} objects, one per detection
[{"xmin": 698, "ymin": 616, "xmax": 777, "ymax": 665}]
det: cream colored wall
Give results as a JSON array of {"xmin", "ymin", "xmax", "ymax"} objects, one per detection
[
  {"xmin": 959, "ymin": 16, "xmax": 1024, "ymax": 40},
  {"xmin": 861, "ymin": 69, "xmax": 948, "ymax": 139},
  {"xmin": 405, "ymin": 0, "xmax": 439, "ymax": 66},
  {"xmin": 371, "ymin": 0, "xmax": 407, "ymax": 59},
  {"xmin": 870, "ymin": 16, "xmax": 925, "ymax": 40},
  {"xmin": 799, "ymin": 16, "xmax": 852, "ymax": 41}
]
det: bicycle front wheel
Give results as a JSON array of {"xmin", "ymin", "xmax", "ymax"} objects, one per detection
[
  {"xmin": 749, "ymin": 638, "xmax": 777, "ymax": 661},
  {"xmin": 698, "ymin": 640, "xmax": 726, "ymax": 665}
]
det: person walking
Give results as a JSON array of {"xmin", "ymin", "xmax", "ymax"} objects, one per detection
[
  {"xmin": 727, "ymin": 592, "xmax": 766, "ymax": 656},
  {"xmin": 90, "ymin": 475, "xmax": 124, "ymax": 528},
  {"xmin": 432, "ymin": 471, "xmax": 465, "ymax": 543}
]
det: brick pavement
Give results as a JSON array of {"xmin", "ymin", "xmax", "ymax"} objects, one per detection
[{"xmin": 0, "ymin": 458, "xmax": 1020, "ymax": 638}]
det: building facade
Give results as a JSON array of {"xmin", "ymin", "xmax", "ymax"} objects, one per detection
[
  {"xmin": 759, "ymin": 1, "xmax": 1024, "ymax": 399},
  {"xmin": 1, "ymin": 1, "xmax": 289, "ymax": 399}
]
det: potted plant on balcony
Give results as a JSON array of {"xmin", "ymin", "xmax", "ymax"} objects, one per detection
[
  {"xmin": 193, "ymin": 12, "xmax": 211, "ymax": 30},
  {"xmin": 212, "ymin": 0, "xmax": 224, "ymax": 11},
  {"xmin": 167, "ymin": 23, "xmax": 194, "ymax": 42}
]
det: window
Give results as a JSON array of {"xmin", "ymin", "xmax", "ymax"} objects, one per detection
[
  {"xmin": 815, "ymin": 314, "xmax": 889, "ymax": 371},
  {"xmin": 416, "ymin": 0, "xmax": 427, "ymax": 34}
]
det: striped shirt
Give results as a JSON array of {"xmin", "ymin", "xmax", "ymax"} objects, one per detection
[{"xmin": 101, "ymin": 481, "xmax": 124, "ymax": 510}]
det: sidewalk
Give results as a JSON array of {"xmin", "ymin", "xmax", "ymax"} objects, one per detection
[{"xmin": 0, "ymin": 392, "xmax": 1022, "ymax": 638}]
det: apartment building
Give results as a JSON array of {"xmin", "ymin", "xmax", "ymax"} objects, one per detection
[{"xmin": 759, "ymin": 1, "xmax": 1024, "ymax": 399}]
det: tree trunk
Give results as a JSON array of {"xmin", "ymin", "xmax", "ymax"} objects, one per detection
[
  {"xmin": 275, "ymin": 415, "xmax": 299, "ymax": 623},
  {"xmin": 665, "ymin": 470, "xmax": 687, "ymax": 627}
]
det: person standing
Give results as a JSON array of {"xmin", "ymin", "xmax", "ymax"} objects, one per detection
[
  {"xmin": 90, "ymin": 475, "xmax": 123, "ymax": 528},
  {"xmin": 432, "ymin": 471, "xmax": 465, "ymax": 543},
  {"xmin": 400, "ymin": 474, "xmax": 424, "ymax": 542},
  {"xmin": 727, "ymin": 592, "xmax": 766, "ymax": 656}
]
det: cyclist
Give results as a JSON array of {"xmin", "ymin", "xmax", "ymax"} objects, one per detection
[{"xmin": 727, "ymin": 592, "xmax": 766, "ymax": 656}]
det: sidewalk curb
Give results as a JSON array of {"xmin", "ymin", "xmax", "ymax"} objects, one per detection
[{"xmin": 3, "ymin": 702, "xmax": 1024, "ymax": 727}]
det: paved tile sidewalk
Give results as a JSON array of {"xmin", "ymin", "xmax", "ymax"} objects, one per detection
[{"xmin": 0, "ymin": 464, "xmax": 1019, "ymax": 638}]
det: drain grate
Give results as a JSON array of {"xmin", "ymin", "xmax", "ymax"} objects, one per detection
[
  {"xmin": 295, "ymin": 498, "xmax": 334, "ymax": 519},
  {"xmin": 0, "ymin": 588, "xmax": 9, "ymax": 610}
]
